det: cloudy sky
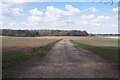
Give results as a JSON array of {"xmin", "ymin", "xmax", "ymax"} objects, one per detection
[{"xmin": 0, "ymin": 2, "xmax": 118, "ymax": 34}]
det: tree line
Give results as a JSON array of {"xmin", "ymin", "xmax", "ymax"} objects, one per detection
[{"xmin": 1, "ymin": 29, "xmax": 89, "ymax": 37}]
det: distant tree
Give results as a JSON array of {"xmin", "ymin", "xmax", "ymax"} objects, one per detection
[
  {"xmin": 1, "ymin": 29, "xmax": 89, "ymax": 37},
  {"xmin": 82, "ymin": 31, "xmax": 89, "ymax": 36}
]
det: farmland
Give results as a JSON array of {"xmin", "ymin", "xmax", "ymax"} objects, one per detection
[
  {"xmin": 70, "ymin": 36, "xmax": 119, "ymax": 61},
  {"xmin": 2, "ymin": 36, "xmax": 119, "ymax": 78},
  {"xmin": 2, "ymin": 36, "xmax": 60, "ymax": 77},
  {"xmin": 70, "ymin": 36, "xmax": 118, "ymax": 47},
  {"xmin": 2, "ymin": 36, "xmax": 59, "ymax": 47}
]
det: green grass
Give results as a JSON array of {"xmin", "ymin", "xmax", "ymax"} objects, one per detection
[
  {"xmin": 2, "ymin": 52, "xmax": 30, "ymax": 77},
  {"xmin": 71, "ymin": 40, "xmax": 118, "ymax": 62},
  {"xmin": 2, "ymin": 39, "xmax": 61, "ymax": 78},
  {"xmin": 32, "ymin": 39, "xmax": 61, "ymax": 57}
]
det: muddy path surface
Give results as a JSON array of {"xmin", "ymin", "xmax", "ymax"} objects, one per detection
[{"xmin": 12, "ymin": 40, "xmax": 118, "ymax": 78}]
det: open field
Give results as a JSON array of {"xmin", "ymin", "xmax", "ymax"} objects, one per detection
[
  {"xmin": 11, "ymin": 39, "xmax": 118, "ymax": 78},
  {"xmin": 44, "ymin": 36, "xmax": 118, "ymax": 47},
  {"xmin": 2, "ymin": 36, "xmax": 59, "ymax": 47},
  {"xmin": 71, "ymin": 37, "xmax": 118, "ymax": 47},
  {"xmin": 2, "ymin": 36, "xmax": 118, "ymax": 78},
  {"xmin": 38, "ymin": 36, "xmax": 119, "ymax": 47},
  {"xmin": 2, "ymin": 36, "xmax": 60, "ymax": 77},
  {"xmin": 2, "ymin": 36, "xmax": 59, "ymax": 52},
  {"xmin": 70, "ymin": 36, "xmax": 119, "ymax": 61}
]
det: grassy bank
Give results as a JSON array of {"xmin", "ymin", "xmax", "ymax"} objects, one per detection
[
  {"xmin": 70, "ymin": 40, "xmax": 118, "ymax": 62},
  {"xmin": 2, "ymin": 39, "xmax": 61, "ymax": 78}
]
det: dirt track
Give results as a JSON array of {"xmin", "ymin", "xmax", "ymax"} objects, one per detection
[{"xmin": 13, "ymin": 40, "xmax": 118, "ymax": 78}]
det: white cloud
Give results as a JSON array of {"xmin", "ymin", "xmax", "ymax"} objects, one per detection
[
  {"xmin": 45, "ymin": 6, "xmax": 63, "ymax": 22},
  {"xmin": 112, "ymin": 7, "xmax": 118, "ymax": 12},
  {"xmin": 1, "ymin": 3, "xmax": 24, "ymax": 16},
  {"xmin": 91, "ymin": 7, "xmax": 97, "ymax": 13},
  {"xmin": 80, "ymin": 7, "xmax": 97, "ymax": 13},
  {"xmin": 10, "ymin": 8, "xmax": 24, "ymax": 16},
  {"xmin": 65, "ymin": 4, "xmax": 80, "ymax": 15},
  {"xmin": 43, "ymin": 5, "xmax": 80, "ymax": 22},
  {"xmin": 25, "ymin": 21, "xmax": 39, "ymax": 27},
  {"xmin": 28, "ymin": 16, "xmax": 43, "ymax": 22},
  {"xmin": 29, "ymin": 8, "xmax": 44, "ymax": 16},
  {"xmin": 0, "ymin": 3, "xmax": 9, "ymax": 14},
  {"xmin": 80, "ymin": 14, "xmax": 95, "ymax": 20},
  {"xmin": 76, "ymin": 15, "xmax": 100, "ymax": 27},
  {"xmin": 44, "ymin": 5, "xmax": 80, "ymax": 17},
  {"xmin": 111, "ymin": 24, "xmax": 117, "ymax": 28},
  {"xmin": 26, "ymin": 5, "xmax": 111, "ymax": 30},
  {"xmin": 97, "ymin": 16, "xmax": 110, "ymax": 20},
  {"xmin": 1, "ymin": 3, "xmax": 114, "ymax": 33}
]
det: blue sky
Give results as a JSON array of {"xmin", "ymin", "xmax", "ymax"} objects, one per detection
[{"xmin": 0, "ymin": 2, "xmax": 118, "ymax": 34}]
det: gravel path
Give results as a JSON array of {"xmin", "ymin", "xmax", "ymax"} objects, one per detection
[{"xmin": 12, "ymin": 40, "xmax": 118, "ymax": 78}]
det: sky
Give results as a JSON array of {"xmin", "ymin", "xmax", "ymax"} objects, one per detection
[{"xmin": 0, "ymin": 1, "xmax": 119, "ymax": 34}]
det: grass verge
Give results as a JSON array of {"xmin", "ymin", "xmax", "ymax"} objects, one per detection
[
  {"xmin": 2, "ymin": 39, "xmax": 61, "ymax": 78},
  {"xmin": 70, "ymin": 40, "xmax": 118, "ymax": 62},
  {"xmin": 2, "ymin": 52, "xmax": 30, "ymax": 78},
  {"xmin": 32, "ymin": 39, "xmax": 61, "ymax": 56}
]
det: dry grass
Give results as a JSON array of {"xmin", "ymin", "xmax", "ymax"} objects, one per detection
[
  {"xmin": 70, "ymin": 37, "xmax": 118, "ymax": 47},
  {"xmin": 2, "ymin": 36, "xmax": 119, "ymax": 52},
  {"xmin": 44, "ymin": 36, "xmax": 118, "ymax": 47},
  {"xmin": 2, "ymin": 36, "xmax": 59, "ymax": 52},
  {"xmin": 2, "ymin": 36, "xmax": 58, "ymax": 47}
]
